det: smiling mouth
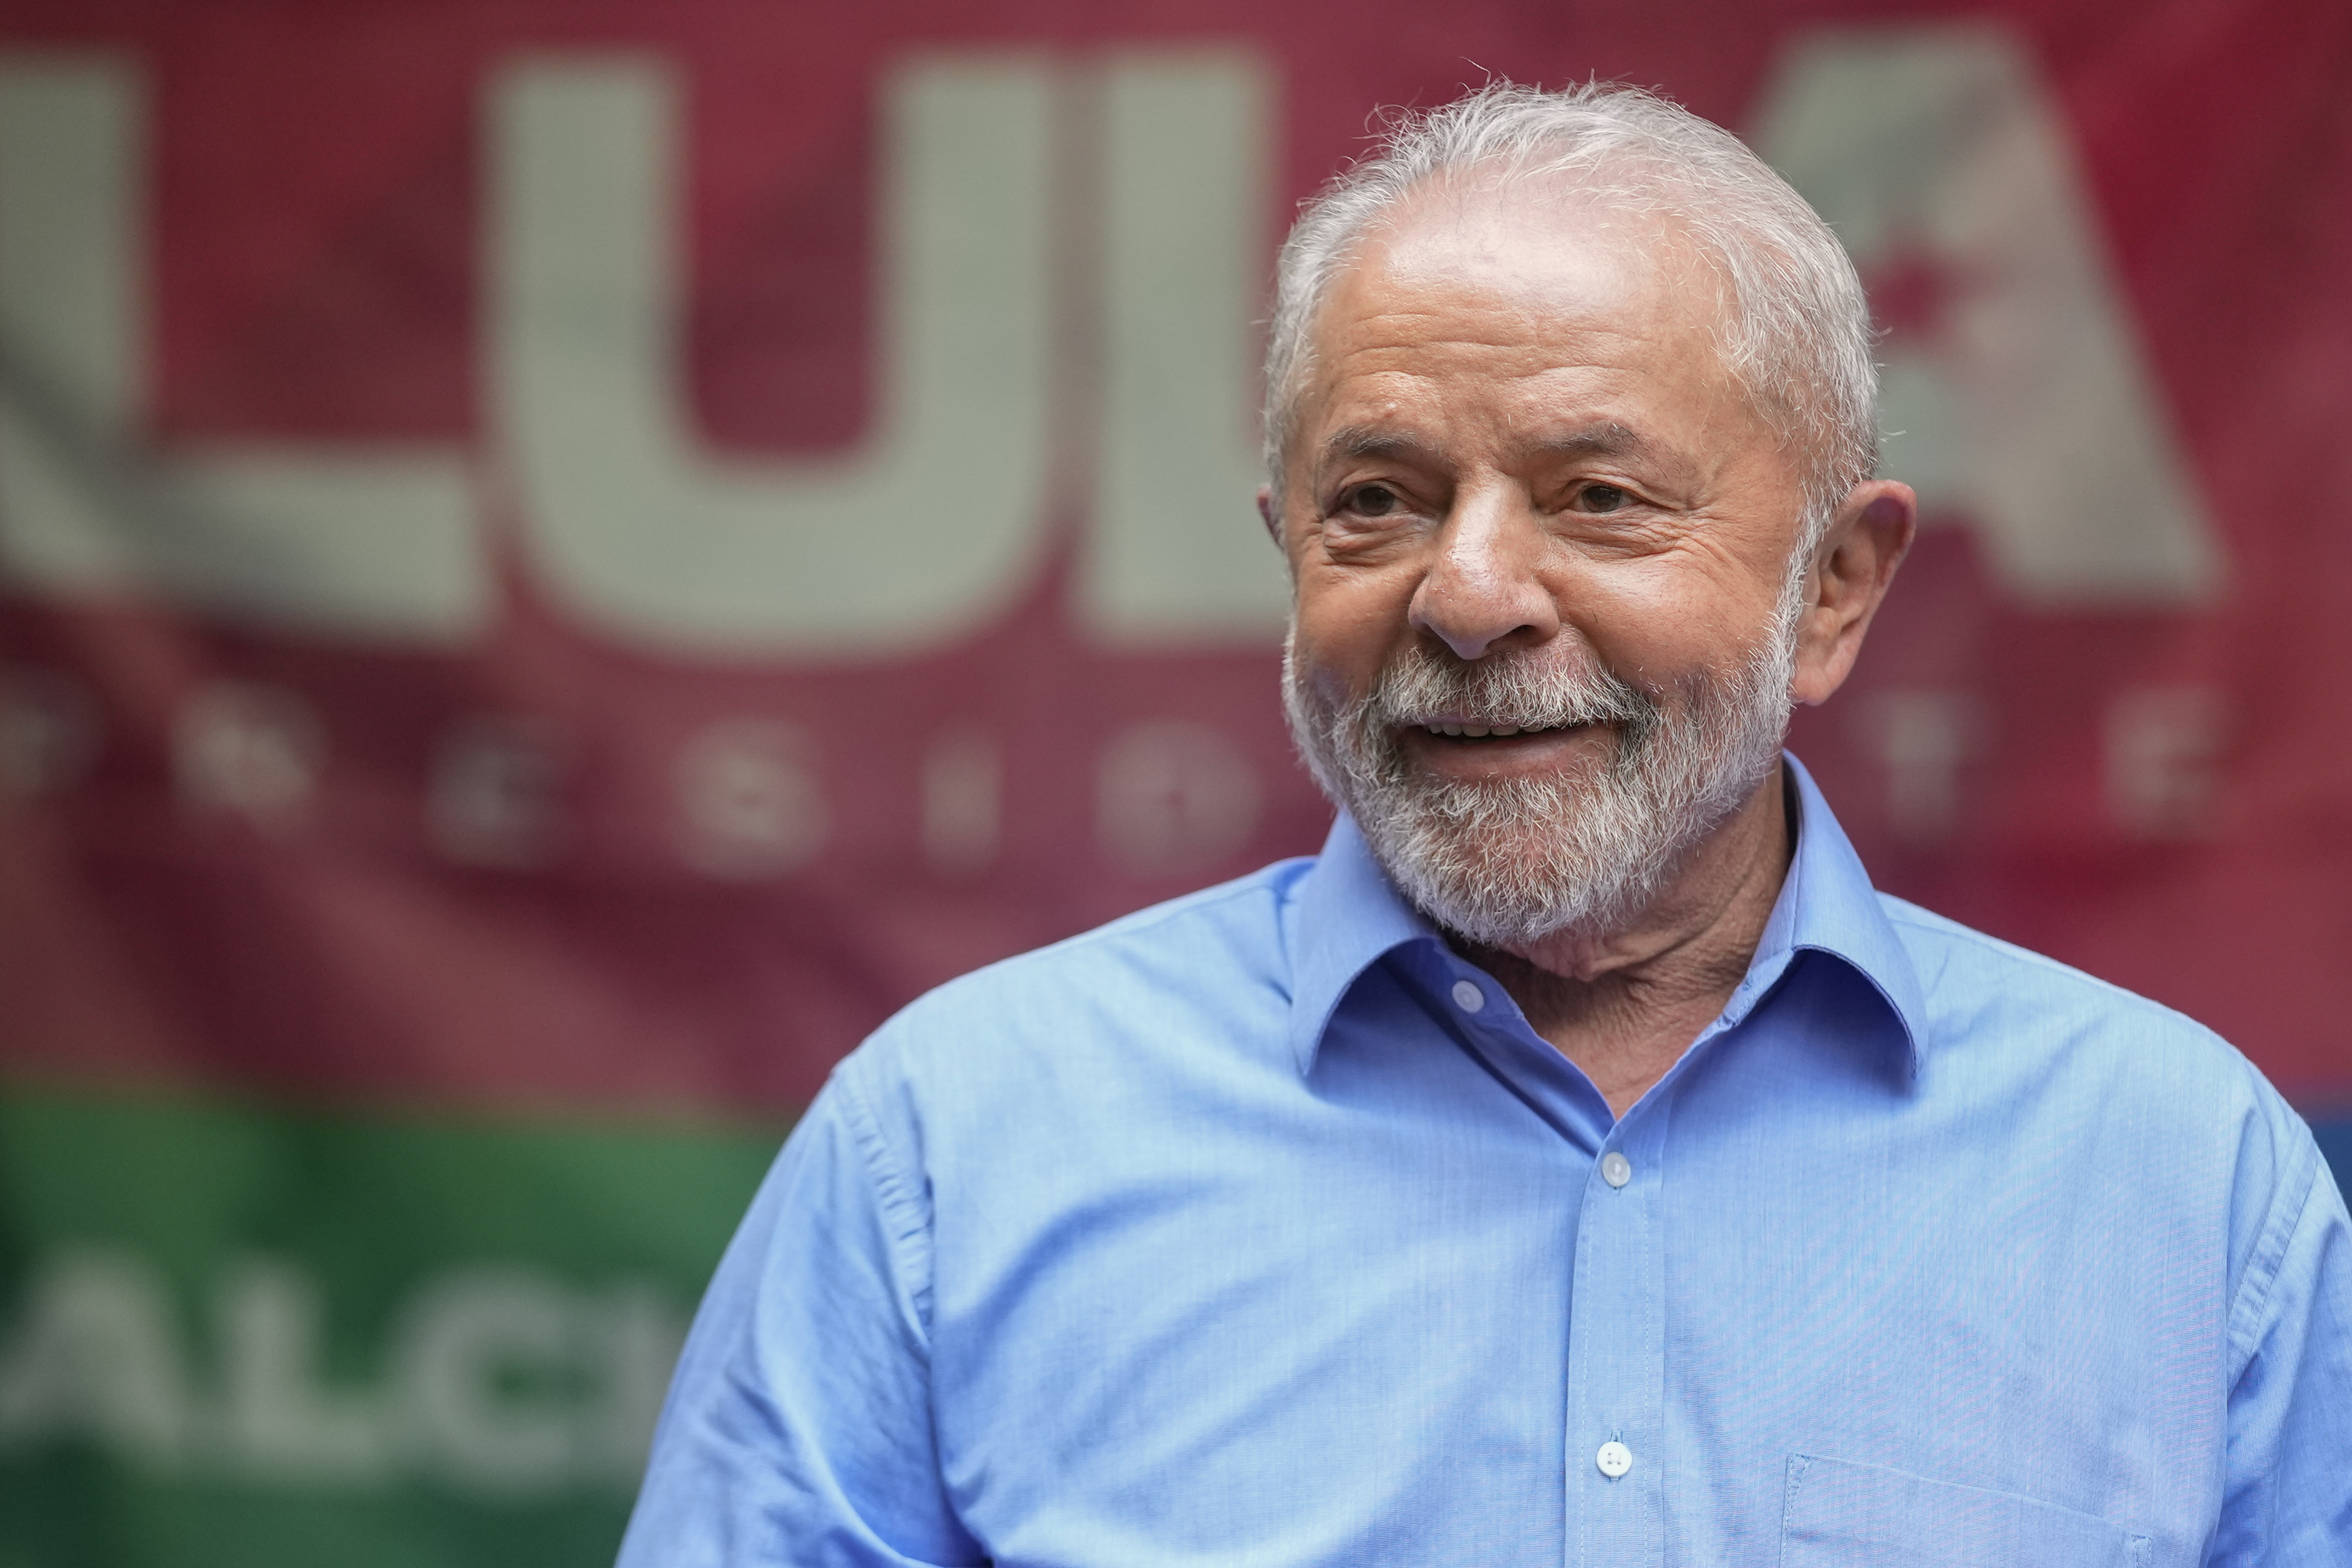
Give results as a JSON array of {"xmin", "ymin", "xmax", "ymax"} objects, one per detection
[{"xmin": 1417, "ymin": 721, "xmax": 1580, "ymax": 740}]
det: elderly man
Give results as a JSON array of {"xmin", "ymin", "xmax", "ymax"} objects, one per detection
[{"xmin": 622, "ymin": 84, "xmax": 2350, "ymax": 1565}]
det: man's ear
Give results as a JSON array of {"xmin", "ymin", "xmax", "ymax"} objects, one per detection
[
  {"xmin": 1791, "ymin": 480, "xmax": 1915, "ymax": 707},
  {"xmin": 1256, "ymin": 485, "xmax": 1280, "ymax": 543}
]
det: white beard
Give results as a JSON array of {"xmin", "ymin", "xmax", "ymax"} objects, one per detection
[{"xmin": 1282, "ymin": 564, "xmax": 1804, "ymax": 949}]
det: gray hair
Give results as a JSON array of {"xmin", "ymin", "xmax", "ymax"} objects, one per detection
[{"xmin": 1263, "ymin": 80, "xmax": 1878, "ymax": 538}]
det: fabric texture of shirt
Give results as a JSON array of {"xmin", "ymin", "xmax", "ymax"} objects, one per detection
[{"xmin": 620, "ymin": 756, "xmax": 2352, "ymax": 1567}]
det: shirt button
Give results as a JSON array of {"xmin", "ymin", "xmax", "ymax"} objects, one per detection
[
  {"xmin": 1596, "ymin": 1441, "xmax": 1633, "ymax": 1479},
  {"xmin": 1450, "ymin": 979, "xmax": 1485, "ymax": 1014},
  {"xmin": 1600, "ymin": 1151, "xmax": 1633, "ymax": 1188}
]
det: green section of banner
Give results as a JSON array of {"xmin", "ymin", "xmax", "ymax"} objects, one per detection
[{"xmin": 0, "ymin": 1085, "xmax": 786, "ymax": 1568}]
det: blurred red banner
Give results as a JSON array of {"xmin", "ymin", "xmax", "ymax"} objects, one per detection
[{"xmin": 1, "ymin": 0, "xmax": 2347, "ymax": 1120}]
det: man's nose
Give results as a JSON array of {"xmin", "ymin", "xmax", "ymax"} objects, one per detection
[{"xmin": 1406, "ymin": 490, "xmax": 1560, "ymax": 661}]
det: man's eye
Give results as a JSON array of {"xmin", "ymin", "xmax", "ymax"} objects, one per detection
[
  {"xmin": 1578, "ymin": 483, "xmax": 1628, "ymax": 513},
  {"xmin": 1341, "ymin": 484, "xmax": 1401, "ymax": 517}
]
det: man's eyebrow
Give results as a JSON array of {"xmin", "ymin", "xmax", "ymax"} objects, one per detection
[
  {"xmin": 1318, "ymin": 427, "xmax": 1445, "ymax": 468},
  {"xmin": 1529, "ymin": 423, "xmax": 1656, "ymax": 460},
  {"xmin": 1317, "ymin": 423, "xmax": 1668, "ymax": 467},
  {"xmin": 1535, "ymin": 422, "xmax": 1706, "ymax": 486}
]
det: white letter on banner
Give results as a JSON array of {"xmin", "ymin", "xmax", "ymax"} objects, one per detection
[
  {"xmin": 1079, "ymin": 51, "xmax": 1290, "ymax": 645},
  {"xmin": 215, "ymin": 1259, "xmax": 388, "ymax": 1482},
  {"xmin": 0, "ymin": 57, "xmax": 486, "ymax": 642},
  {"xmin": 394, "ymin": 1267, "xmax": 581, "ymax": 1495},
  {"xmin": 2105, "ymin": 684, "xmax": 2227, "ymax": 840},
  {"xmin": 1851, "ymin": 689, "xmax": 1983, "ymax": 843},
  {"xmin": 921, "ymin": 726, "xmax": 1001, "ymax": 874},
  {"xmin": 581, "ymin": 1282, "xmax": 687, "ymax": 1485},
  {"xmin": 0, "ymin": 1249, "xmax": 191, "ymax": 1468},
  {"xmin": 1096, "ymin": 719, "xmax": 1261, "ymax": 875},
  {"xmin": 1752, "ymin": 26, "xmax": 2225, "ymax": 606},
  {"xmin": 173, "ymin": 680, "xmax": 324, "ymax": 832},
  {"xmin": 489, "ymin": 57, "xmax": 1056, "ymax": 659}
]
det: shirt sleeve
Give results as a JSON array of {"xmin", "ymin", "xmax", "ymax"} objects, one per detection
[
  {"xmin": 2210, "ymin": 1119, "xmax": 2352, "ymax": 1565},
  {"xmin": 616, "ymin": 1064, "xmax": 985, "ymax": 1568}
]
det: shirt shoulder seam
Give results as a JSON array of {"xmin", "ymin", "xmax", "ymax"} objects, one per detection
[
  {"xmin": 1878, "ymin": 897, "xmax": 2214, "ymax": 1026},
  {"xmin": 826, "ymin": 1065, "xmax": 940, "ymax": 1340},
  {"xmin": 2225, "ymin": 1120, "xmax": 2324, "ymax": 1387}
]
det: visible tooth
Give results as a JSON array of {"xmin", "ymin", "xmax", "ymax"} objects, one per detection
[
  {"xmin": 1492, "ymin": 725, "xmax": 1520, "ymax": 737},
  {"xmin": 1440, "ymin": 724, "xmax": 1463, "ymax": 737},
  {"xmin": 1462, "ymin": 725, "xmax": 1489, "ymax": 738}
]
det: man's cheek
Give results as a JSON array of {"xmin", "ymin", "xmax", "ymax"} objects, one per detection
[
  {"xmin": 1288, "ymin": 605, "xmax": 1371, "ymax": 691},
  {"xmin": 1304, "ymin": 588, "xmax": 1417, "ymax": 680},
  {"xmin": 1295, "ymin": 653, "xmax": 1363, "ymax": 719}
]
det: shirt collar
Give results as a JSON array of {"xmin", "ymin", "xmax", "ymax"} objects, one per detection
[
  {"xmin": 1759, "ymin": 753, "xmax": 1928, "ymax": 1077},
  {"xmin": 1286, "ymin": 810, "xmax": 1438, "ymax": 1077},
  {"xmin": 1284, "ymin": 752, "xmax": 1927, "ymax": 1080}
]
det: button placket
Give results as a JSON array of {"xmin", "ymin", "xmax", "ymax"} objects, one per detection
[{"xmin": 1567, "ymin": 1109, "xmax": 1669, "ymax": 1567}]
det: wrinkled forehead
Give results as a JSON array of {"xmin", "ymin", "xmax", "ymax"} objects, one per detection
[
  {"xmin": 1298, "ymin": 175, "xmax": 1749, "ymax": 422},
  {"xmin": 1368, "ymin": 167, "xmax": 1725, "ymax": 292}
]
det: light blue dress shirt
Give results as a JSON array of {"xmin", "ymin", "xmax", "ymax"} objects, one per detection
[{"xmin": 622, "ymin": 758, "xmax": 2352, "ymax": 1566}]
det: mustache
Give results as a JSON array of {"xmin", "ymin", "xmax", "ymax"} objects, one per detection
[{"xmin": 1361, "ymin": 644, "xmax": 1660, "ymax": 737}]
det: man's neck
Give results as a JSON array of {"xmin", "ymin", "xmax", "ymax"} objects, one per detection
[{"xmin": 1452, "ymin": 763, "xmax": 1794, "ymax": 1120}]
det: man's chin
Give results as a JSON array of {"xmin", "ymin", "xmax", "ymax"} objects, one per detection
[
  {"xmin": 1360, "ymin": 817, "xmax": 1574, "ymax": 926},
  {"xmin": 1376, "ymin": 769, "xmax": 1588, "ymax": 835},
  {"xmin": 1392, "ymin": 868, "xmax": 1583, "ymax": 952}
]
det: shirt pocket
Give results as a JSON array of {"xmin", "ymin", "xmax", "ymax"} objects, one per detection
[{"xmin": 1779, "ymin": 1454, "xmax": 2151, "ymax": 1568}]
